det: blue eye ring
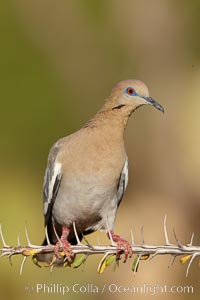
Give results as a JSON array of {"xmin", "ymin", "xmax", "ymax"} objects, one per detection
[{"xmin": 126, "ymin": 87, "xmax": 137, "ymax": 96}]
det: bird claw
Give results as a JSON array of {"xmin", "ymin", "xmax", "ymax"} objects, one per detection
[
  {"xmin": 55, "ymin": 226, "xmax": 74, "ymax": 264},
  {"xmin": 55, "ymin": 240, "xmax": 74, "ymax": 263},
  {"xmin": 116, "ymin": 238, "xmax": 133, "ymax": 262},
  {"xmin": 109, "ymin": 231, "xmax": 132, "ymax": 262}
]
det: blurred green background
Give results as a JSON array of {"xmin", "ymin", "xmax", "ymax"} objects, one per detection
[{"xmin": 1, "ymin": 0, "xmax": 200, "ymax": 299}]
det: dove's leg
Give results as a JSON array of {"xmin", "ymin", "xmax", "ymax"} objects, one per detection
[
  {"xmin": 108, "ymin": 230, "xmax": 132, "ymax": 262},
  {"xmin": 55, "ymin": 226, "xmax": 74, "ymax": 263}
]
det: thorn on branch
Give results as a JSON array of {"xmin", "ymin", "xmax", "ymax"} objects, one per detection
[
  {"xmin": 130, "ymin": 229, "xmax": 135, "ymax": 246},
  {"xmin": 25, "ymin": 222, "xmax": 32, "ymax": 247},
  {"xmin": 164, "ymin": 215, "xmax": 171, "ymax": 246},
  {"xmin": 173, "ymin": 227, "xmax": 183, "ymax": 248},
  {"xmin": 52, "ymin": 223, "xmax": 61, "ymax": 245},
  {"xmin": 106, "ymin": 218, "xmax": 115, "ymax": 246},
  {"xmin": 20, "ymin": 256, "xmax": 27, "ymax": 276},
  {"xmin": 45, "ymin": 226, "xmax": 51, "ymax": 246},
  {"xmin": 186, "ymin": 253, "xmax": 199, "ymax": 277},
  {"xmin": 149, "ymin": 250, "xmax": 159, "ymax": 261},
  {"xmin": 188, "ymin": 232, "xmax": 194, "ymax": 247},
  {"xmin": 17, "ymin": 232, "xmax": 21, "ymax": 247},
  {"xmin": 0, "ymin": 224, "xmax": 8, "ymax": 247},
  {"xmin": 81, "ymin": 235, "xmax": 94, "ymax": 249},
  {"xmin": 73, "ymin": 222, "xmax": 82, "ymax": 246},
  {"xmin": 168, "ymin": 255, "xmax": 177, "ymax": 268},
  {"xmin": 141, "ymin": 226, "xmax": 145, "ymax": 245},
  {"xmin": 132, "ymin": 254, "xmax": 141, "ymax": 274}
]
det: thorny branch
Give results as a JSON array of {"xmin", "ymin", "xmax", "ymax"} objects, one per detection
[{"xmin": 0, "ymin": 216, "xmax": 200, "ymax": 276}]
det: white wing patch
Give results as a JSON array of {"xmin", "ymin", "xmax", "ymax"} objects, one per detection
[
  {"xmin": 123, "ymin": 159, "xmax": 128, "ymax": 190},
  {"xmin": 117, "ymin": 158, "xmax": 128, "ymax": 205},
  {"xmin": 43, "ymin": 162, "xmax": 62, "ymax": 216}
]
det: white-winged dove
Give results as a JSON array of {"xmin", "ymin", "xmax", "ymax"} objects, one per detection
[{"xmin": 37, "ymin": 79, "xmax": 164, "ymax": 264}]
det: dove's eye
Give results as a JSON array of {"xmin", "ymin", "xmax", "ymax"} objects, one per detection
[{"xmin": 126, "ymin": 87, "xmax": 136, "ymax": 96}]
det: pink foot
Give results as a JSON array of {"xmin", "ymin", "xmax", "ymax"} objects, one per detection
[
  {"xmin": 55, "ymin": 226, "xmax": 74, "ymax": 263},
  {"xmin": 108, "ymin": 231, "xmax": 132, "ymax": 262}
]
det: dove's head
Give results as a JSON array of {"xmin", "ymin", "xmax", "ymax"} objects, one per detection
[{"xmin": 108, "ymin": 79, "xmax": 164, "ymax": 113}]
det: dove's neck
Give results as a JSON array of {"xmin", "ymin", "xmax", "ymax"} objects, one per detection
[{"xmin": 83, "ymin": 100, "xmax": 134, "ymax": 140}]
